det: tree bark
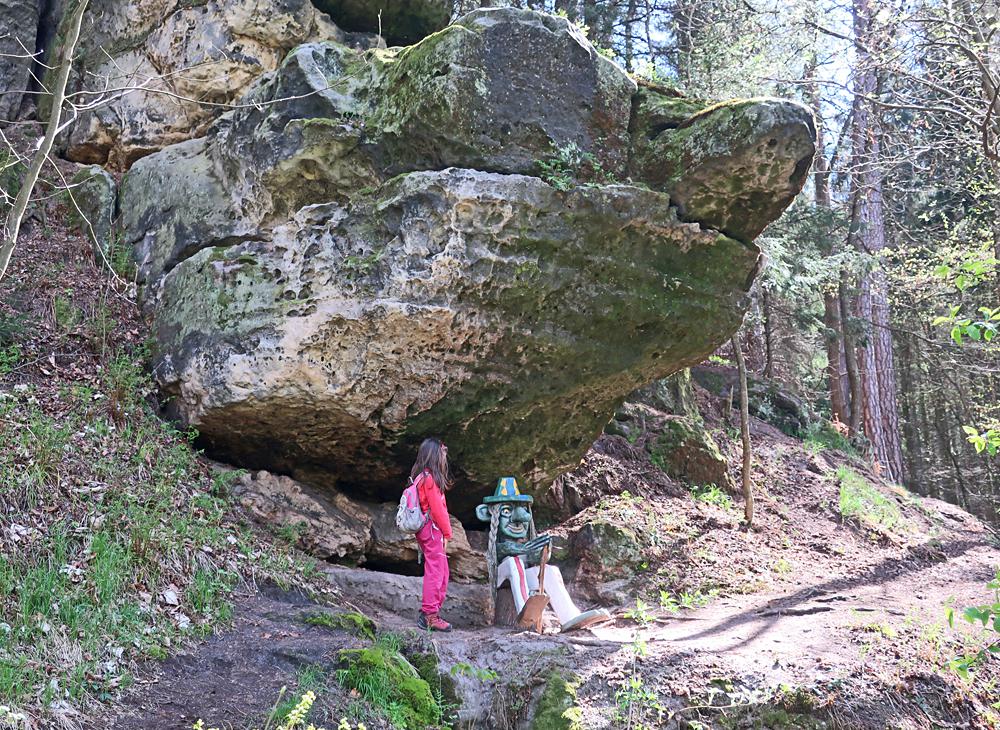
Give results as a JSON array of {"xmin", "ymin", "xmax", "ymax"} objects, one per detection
[
  {"xmin": 848, "ymin": 0, "xmax": 904, "ymax": 482},
  {"xmin": 732, "ymin": 333, "xmax": 754, "ymax": 526},
  {"xmin": 809, "ymin": 50, "xmax": 851, "ymax": 427},
  {"xmin": 761, "ymin": 288, "xmax": 775, "ymax": 379},
  {"xmin": 0, "ymin": 0, "xmax": 89, "ymax": 282},
  {"xmin": 840, "ymin": 276, "xmax": 864, "ymax": 438}
]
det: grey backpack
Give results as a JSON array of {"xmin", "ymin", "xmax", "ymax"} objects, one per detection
[{"xmin": 396, "ymin": 476, "xmax": 429, "ymax": 533}]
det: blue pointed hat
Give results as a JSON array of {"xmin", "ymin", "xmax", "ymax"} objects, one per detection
[{"xmin": 482, "ymin": 476, "xmax": 533, "ymax": 504}]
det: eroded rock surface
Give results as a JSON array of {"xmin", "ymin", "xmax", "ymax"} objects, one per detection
[
  {"xmin": 48, "ymin": 0, "xmax": 350, "ymax": 168},
  {"xmin": 233, "ymin": 470, "xmax": 485, "ymax": 579},
  {"xmin": 122, "ymin": 7, "xmax": 814, "ymax": 515}
]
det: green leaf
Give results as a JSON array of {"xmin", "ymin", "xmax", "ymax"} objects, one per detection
[
  {"xmin": 963, "ymin": 426, "xmax": 979, "ymax": 436},
  {"xmin": 968, "ymin": 325, "xmax": 981, "ymax": 341},
  {"xmin": 933, "ymin": 264, "xmax": 951, "ymax": 277},
  {"xmin": 964, "ymin": 606, "xmax": 989, "ymax": 625},
  {"xmin": 951, "ymin": 327, "xmax": 963, "ymax": 345},
  {"xmin": 931, "ymin": 316, "xmax": 951, "ymax": 327}
]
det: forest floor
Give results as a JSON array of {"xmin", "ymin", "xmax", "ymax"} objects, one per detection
[
  {"xmin": 101, "ymin": 445, "xmax": 1000, "ymax": 730},
  {"xmin": 2, "ymin": 174, "xmax": 999, "ymax": 730}
]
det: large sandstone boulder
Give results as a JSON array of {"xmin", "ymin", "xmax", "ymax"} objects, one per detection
[
  {"xmin": 0, "ymin": 0, "xmax": 40, "ymax": 121},
  {"xmin": 122, "ymin": 8, "xmax": 814, "ymax": 516}
]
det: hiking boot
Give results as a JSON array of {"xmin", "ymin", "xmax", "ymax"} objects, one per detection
[{"xmin": 418, "ymin": 612, "xmax": 452, "ymax": 632}]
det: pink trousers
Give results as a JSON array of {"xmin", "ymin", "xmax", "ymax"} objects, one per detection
[{"xmin": 416, "ymin": 521, "xmax": 449, "ymax": 615}]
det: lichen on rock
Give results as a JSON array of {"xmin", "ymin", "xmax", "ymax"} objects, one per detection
[{"xmin": 119, "ymin": 7, "xmax": 815, "ymax": 516}]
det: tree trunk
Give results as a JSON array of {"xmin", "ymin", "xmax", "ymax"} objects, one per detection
[
  {"xmin": 809, "ymin": 52, "xmax": 851, "ymax": 427},
  {"xmin": 840, "ymin": 276, "xmax": 864, "ymax": 438},
  {"xmin": 732, "ymin": 333, "xmax": 754, "ymax": 526},
  {"xmin": 761, "ymin": 288, "xmax": 775, "ymax": 379},
  {"xmin": 848, "ymin": 0, "xmax": 904, "ymax": 482},
  {"xmin": 897, "ymin": 334, "xmax": 923, "ymax": 490},
  {"xmin": 824, "ymin": 293, "xmax": 850, "ymax": 425}
]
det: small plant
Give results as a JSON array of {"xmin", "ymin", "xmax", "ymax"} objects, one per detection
[
  {"xmin": 658, "ymin": 590, "xmax": 680, "ymax": 613},
  {"xmin": 536, "ymin": 141, "xmax": 613, "ymax": 191},
  {"xmin": 0, "ymin": 310, "xmax": 27, "ymax": 346},
  {"xmin": 305, "ymin": 611, "xmax": 376, "ymax": 640},
  {"xmin": 679, "ymin": 588, "xmax": 718, "ymax": 609},
  {"xmin": 624, "ymin": 598, "xmax": 654, "ymax": 624},
  {"xmin": 52, "ymin": 290, "xmax": 82, "ymax": 331},
  {"xmin": 690, "ymin": 483, "xmax": 734, "ymax": 510},
  {"xmin": 772, "ymin": 558, "xmax": 793, "ymax": 576},
  {"xmin": 946, "ymin": 569, "xmax": 1000, "ymax": 680},
  {"xmin": 614, "ymin": 675, "xmax": 665, "ymax": 727},
  {"xmin": 450, "ymin": 662, "xmax": 498, "ymax": 681},
  {"xmin": 0, "ymin": 342, "xmax": 21, "ymax": 374}
]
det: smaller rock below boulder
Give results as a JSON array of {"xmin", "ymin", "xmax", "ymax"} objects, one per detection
[
  {"xmin": 233, "ymin": 470, "xmax": 485, "ymax": 580},
  {"xmin": 69, "ymin": 165, "xmax": 117, "ymax": 267},
  {"xmin": 233, "ymin": 470, "xmax": 372, "ymax": 562},
  {"xmin": 323, "ymin": 565, "xmax": 491, "ymax": 628},
  {"xmin": 367, "ymin": 502, "xmax": 486, "ymax": 580},
  {"xmin": 565, "ymin": 515, "xmax": 644, "ymax": 604},
  {"xmin": 647, "ymin": 413, "xmax": 734, "ymax": 492}
]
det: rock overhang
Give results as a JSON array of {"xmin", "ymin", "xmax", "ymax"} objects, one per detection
[{"xmin": 120, "ymin": 7, "xmax": 816, "ymax": 519}]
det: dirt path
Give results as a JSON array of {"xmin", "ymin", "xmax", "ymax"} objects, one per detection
[{"xmin": 104, "ymin": 524, "xmax": 999, "ymax": 729}]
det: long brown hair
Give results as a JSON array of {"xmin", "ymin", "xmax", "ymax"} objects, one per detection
[{"xmin": 410, "ymin": 437, "xmax": 452, "ymax": 491}]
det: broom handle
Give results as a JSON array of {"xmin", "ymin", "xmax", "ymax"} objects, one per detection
[{"xmin": 537, "ymin": 544, "xmax": 550, "ymax": 594}]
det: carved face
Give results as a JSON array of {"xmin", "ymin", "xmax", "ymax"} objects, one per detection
[{"xmin": 498, "ymin": 502, "xmax": 532, "ymax": 542}]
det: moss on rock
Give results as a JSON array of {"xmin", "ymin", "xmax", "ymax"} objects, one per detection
[
  {"xmin": 532, "ymin": 671, "xmax": 583, "ymax": 730},
  {"xmin": 304, "ymin": 610, "xmax": 376, "ymax": 639},
  {"xmin": 630, "ymin": 96, "xmax": 815, "ymax": 242},
  {"xmin": 649, "ymin": 416, "xmax": 733, "ymax": 491},
  {"xmin": 338, "ymin": 643, "xmax": 442, "ymax": 729}
]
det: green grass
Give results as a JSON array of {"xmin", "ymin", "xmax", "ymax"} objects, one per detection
[
  {"xmin": 836, "ymin": 466, "xmax": 901, "ymax": 532},
  {"xmin": 0, "ymin": 349, "xmax": 316, "ymax": 718},
  {"xmin": 801, "ymin": 421, "xmax": 857, "ymax": 455}
]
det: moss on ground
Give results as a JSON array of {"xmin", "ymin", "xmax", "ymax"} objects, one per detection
[{"xmin": 304, "ymin": 610, "xmax": 376, "ymax": 640}]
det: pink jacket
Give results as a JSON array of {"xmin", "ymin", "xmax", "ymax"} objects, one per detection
[{"xmin": 416, "ymin": 471, "xmax": 453, "ymax": 539}]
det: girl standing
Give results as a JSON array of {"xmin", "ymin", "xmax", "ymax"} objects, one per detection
[{"xmin": 412, "ymin": 437, "xmax": 453, "ymax": 631}]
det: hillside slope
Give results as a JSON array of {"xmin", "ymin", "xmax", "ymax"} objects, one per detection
[{"xmin": 1, "ymin": 170, "xmax": 998, "ymax": 729}]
